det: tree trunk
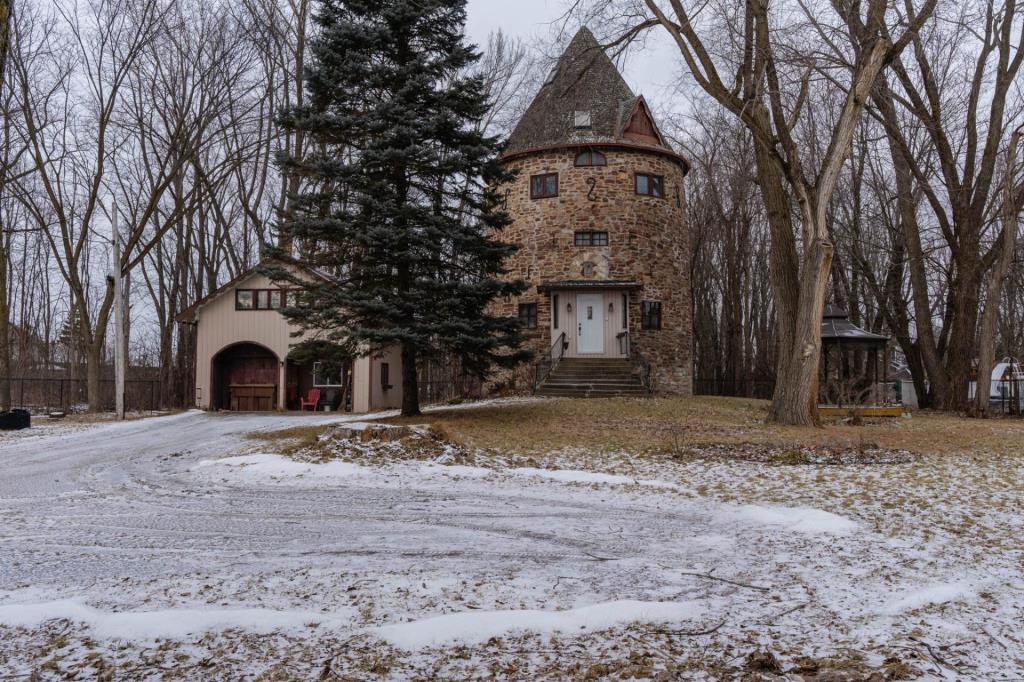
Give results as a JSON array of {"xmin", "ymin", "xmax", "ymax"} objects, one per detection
[
  {"xmin": 0, "ymin": 239, "xmax": 9, "ymax": 411},
  {"xmin": 974, "ymin": 130, "xmax": 1022, "ymax": 416},
  {"xmin": 941, "ymin": 250, "xmax": 982, "ymax": 412},
  {"xmin": 400, "ymin": 341, "xmax": 420, "ymax": 417},
  {"xmin": 748, "ymin": 115, "xmax": 800, "ymax": 413},
  {"xmin": 85, "ymin": 341, "xmax": 104, "ymax": 412},
  {"xmin": 768, "ymin": 231, "xmax": 834, "ymax": 425},
  {"xmin": 0, "ymin": 0, "xmax": 12, "ymax": 410},
  {"xmin": 0, "ymin": 0, "xmax": 10, "ymax": 93},
  {"xmin": 872, "ymin": 76, "xmax": 948, "ymax": 407},
  {"xmin": 82, "ymin": 285, "xmax": 115, "ymax": 412}
]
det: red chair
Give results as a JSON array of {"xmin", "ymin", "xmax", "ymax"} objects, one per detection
[{"xmin": 300, "ymin": 388, "xmax": 321, "ymax": 411}]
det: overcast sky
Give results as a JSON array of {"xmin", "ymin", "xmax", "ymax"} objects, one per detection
[{"xmin": 464, "ymin": 0, "xmax": 692, "ymax": 124}]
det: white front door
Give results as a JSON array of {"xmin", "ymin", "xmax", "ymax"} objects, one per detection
[{"xmin": 576, "ymin": 293, "xmax": 604, "ymax": 354}]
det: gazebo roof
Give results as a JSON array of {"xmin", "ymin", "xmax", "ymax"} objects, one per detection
[{"xmin": 821, "ymin": 306, "xmax": 889, "ymax": 347}]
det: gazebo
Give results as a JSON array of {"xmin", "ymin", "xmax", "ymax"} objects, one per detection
[{"xmin": 820, "ymin": 306, "xmax": 892, "ymax": 410}]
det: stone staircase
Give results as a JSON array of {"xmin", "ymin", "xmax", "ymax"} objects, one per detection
[{"xmin": 536, "ymin": 357, "xmax": 648, "ymax": 398}]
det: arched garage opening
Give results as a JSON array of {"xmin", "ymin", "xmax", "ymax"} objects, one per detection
[{"xmin": 210, "ymin": 342, "xmax": 280, "ymax": 411}]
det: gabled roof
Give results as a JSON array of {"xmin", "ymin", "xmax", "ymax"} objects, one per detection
[
  {"xmin": 175, "ymin": 261, "xmax": 336, "ymax": 323},
  {"xmin": 506, "ymin": 27, "xmax": 675, "ymax": 158}
]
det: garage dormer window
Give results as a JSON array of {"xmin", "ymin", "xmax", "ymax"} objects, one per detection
[
  {"xmin": 530, "ymin": 173, "xmax": 558, "ymax": 199},
  {"xmin": 235, "ymin": 288, "xmax": 286, "ymax": 311},
  {"xmin": 574, "ymin": 110, "xmax": 592, "ymax": 129},
  {"xmin": 574, "ymin": 150, "xmax": 607, "ymax": 167}
]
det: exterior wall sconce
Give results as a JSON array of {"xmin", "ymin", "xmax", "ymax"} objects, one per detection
[
  {"xmin": 567, "ymin": 303, "xmax": 573, "ymax": 313},
  {"xmin": 609, "ymin": 302, "xmax": 614, "ymax": 313}
]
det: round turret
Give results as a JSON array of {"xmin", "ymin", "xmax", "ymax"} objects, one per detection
[{"xmin": 493, "ymin": 28, "xmax": 693, "ymax": 394}]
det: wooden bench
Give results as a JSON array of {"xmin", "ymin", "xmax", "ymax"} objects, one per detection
[{"xmin": 229, "ymin": 384, "xmax": 276, "ymax": 411}]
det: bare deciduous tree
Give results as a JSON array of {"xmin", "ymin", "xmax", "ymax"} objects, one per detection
[{"xmin": 573, "ymin": 0, "xmax": 935, "ymax": 424}]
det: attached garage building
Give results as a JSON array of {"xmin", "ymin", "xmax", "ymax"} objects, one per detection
[{"xmin": 176, "ymin": 265, "xmax": 403, "ymax": 413}]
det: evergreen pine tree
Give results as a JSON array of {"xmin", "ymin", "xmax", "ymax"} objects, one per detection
[{"xmin": 270, "ymin": 0, "xmax": 528, "ymax": 416}]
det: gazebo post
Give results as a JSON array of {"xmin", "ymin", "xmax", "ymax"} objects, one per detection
[
  {"xmin": 873, "ymin": 348, "xmax": 879, "ymax": 405},
  {"xmin": 883, "ymin": 344, "xmax": 889, "ymax": 405},
  {"xmin": 838, "ymin": 339, "xmax": 844, "ymax": 408},
  {"xmin": 823, "ymin": 345, "xmax": 829, "ymax": 406}
]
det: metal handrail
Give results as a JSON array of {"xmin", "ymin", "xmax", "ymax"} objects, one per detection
[{"xmin": 533, "ymin": 332, "xmax": 568, "ymax": 392}]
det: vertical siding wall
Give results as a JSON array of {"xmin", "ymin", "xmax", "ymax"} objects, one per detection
[
  {"xmin": 548, "ymin": 290, "xmax": 631, "ymax": 359},
  {"xmin": 194, "ymin": 271, "xmax": 405, "ymax": 413},
  {"xmin": 352, "ymin": 346, "xmax": 404, "ymax": 413},
  {"xmin": 195, "ymin": 273, "xmax": 299, "ymax": 410}
]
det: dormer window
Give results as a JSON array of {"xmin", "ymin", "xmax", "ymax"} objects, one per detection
[
  {"xmin": 235, "ymin": 288, "xmax": 286, "ymax": 311},
  {"xmin": 574, "ymin": 110, "xmax": 592, "ymax": 129},
  {"xmin": 575, "ymin": 150, "xmax": 607, "ymax": 167}
]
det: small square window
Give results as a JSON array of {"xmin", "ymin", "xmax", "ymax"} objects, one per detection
[
  {"xmin": 635, "ymin": 173, "xmax": 664, "ymax": 198},
  {"xmin": 313, "ymin": 361, "xmax": 343, "ymax": 387},
  {"xmin": 574, "ymin": 231, "xmax": 609, "ymax": 246},
  {"xmin": 518, "ymin": 303, "xmax": 538, "ymax": 329},
  {"xmin": 574, "ymin": 110, "xmax": 592, "ymax": 129},
  {"xmin": 530, "ymin": 173, "xmax": 558, "ymax": 199},
  {"xmin": 641, "ymin": 301, "xmax": 662, "ymax": 330}
]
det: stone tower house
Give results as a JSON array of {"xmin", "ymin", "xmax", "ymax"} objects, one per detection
[{"xmin": 494, "ymin": 27, "xmax": 693, "ymax": 394}]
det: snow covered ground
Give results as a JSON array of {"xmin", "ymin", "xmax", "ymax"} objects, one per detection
[{"xmin": 0, "ymin": 407, "xmax": 1021, "ymax": 679}]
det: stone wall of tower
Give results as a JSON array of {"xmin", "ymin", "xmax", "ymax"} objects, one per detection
[{"xmin": 491, "ymin": 146, "xmax": 693, "ymax": 395}]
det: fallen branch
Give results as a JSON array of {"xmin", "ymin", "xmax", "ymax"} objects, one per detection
[
  {"xmin": 680, "ymin": 567, "xmax": 771, "ymax": 592},
  {"xmin": 759, "ymin": 602, "xmax": 808, "ymax": 625},
  {"xmin": 627, "ymin": 633, "xmax": 675, "ymax": 661},
  {"xmin": 909, "ymin": 636, "xmax": 966, "ymax": 675},
  {"xmin": 659, "ymin": 620, "xmax": 726, "ymax": 636},
  {"xmin": 583, "ymin": 551, "xmax": 621, "ymax": 562}
]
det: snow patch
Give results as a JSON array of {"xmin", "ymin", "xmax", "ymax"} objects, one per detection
[
  {"xmin": 194, "ymin": 454, "xmax": 368, "ymax": 480},
  {"xmin": 732, "ymin": 505, "xmax": 857, "ymax": 534},
  {"xmin": 371, "ymin": 599, "xmax": 708, "ymax": 650},
  {"xmin": 0, "ymin": 599, "xmax": 355, "ymax": 640},
  {"xmin": 511, "ymin": 467, "xmax": 680, "ymax": 490},
  {"xmin": 884, "ymin": 582, "xmax": 975, "ymax": 615},
  {"xmin": 419, "ymin": 463, "xmax": 494, "ymax": 479}
]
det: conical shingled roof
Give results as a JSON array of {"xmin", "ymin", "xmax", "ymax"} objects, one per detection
[{"xmin": 506, "ymin": 27, "xmax": 664, "ymax": 154}]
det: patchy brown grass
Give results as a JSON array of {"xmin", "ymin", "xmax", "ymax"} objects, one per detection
[
  {"xmin": 247, "ymin": 425, "xmax": 326, "ymax": 454},
  {"xmin": 379, "ymin": 396, "xmax": 1024, "ymax": 459}
]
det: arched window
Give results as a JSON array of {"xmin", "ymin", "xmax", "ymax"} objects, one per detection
[{"xmin": 574, "ymin": 150, "xmax": 607, "ymax": 167}]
